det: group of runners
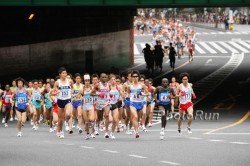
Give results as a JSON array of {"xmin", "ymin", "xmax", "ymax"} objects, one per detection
[
  {"xmin": 136, "ymin": 17, "xmax": 197, "ymax": 62},
  {"xmin": 0, "ymin": 67, "xmax": 196, "ymax": 140}
]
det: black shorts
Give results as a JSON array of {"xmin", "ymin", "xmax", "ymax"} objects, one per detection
[
  {"xmin": 57, "ymin": 99, "xmax": 71, "ymax": 109},
  {"xmin": 110, "ymin": 104, "xmax": 118, "ymax": 111},
  {"xmin": 16, "ymin": 108, "xmax": 26, "ymax": 113},
  {"xmin": 164, "ymin": 46, "xmax": 169, "ymax": 49},
  {"xmin": 159, "ymin": 104, "xmax": 171, "ymax": 113},
  {"xmin": 117, "ymin": 100, "xmax": 122, "ymax": 109}
]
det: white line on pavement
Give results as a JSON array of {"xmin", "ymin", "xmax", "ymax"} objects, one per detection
[
  {"xmin": 229, "ymin": 142, "xmax": 250, "ymax": 145},
  {"xmin": 218, "ymin": 42, "xmax": 239, "ymax": 53},
  {"xmin": 103, "ymin": 150, "xmax": 120, "ymax": 153},
  {"xmin": 80, "ymin": 146, "xmax": 94, "ymax": 149},
  {"xmin": 147, "ymin": 129, "xmax": 214, "ymax": 132},
  {"xmin": 134, "ymin": 44, "xmax": 140, "ymax": 55},
  {"xmin": 129, "ymin": 155, "xmax": 148, "ymax": 159},
  {"xmin": 208, "ymin": 140, "xmax": 226, "ymax": 142},
  {"xmin": 194, "ymin": 44, "xmax": 206, "ymax": 54},
  {"xmin": 159, "ymin": 160, "xmax": 181, "ymax": 165},
  {"xmin": 237, "ymin": 41, "xmax": 250, "ymax": 50},
  {"xmin": 207, "ymin": 133, "xmax": 250, "ymax": 135},
  {"xmin": 188, "ymin": 137, "xmax": 203, "ymax": 140},
  {"xmin": 199, "ymin": 42, "xmax": 217, "ymax": 54},
  {"xmin": 165, "ymin": 59, "xmax": 170, "ymax": 63},
  {"xmin": 228, "ymin": 41, "xmax": 249, "ymax": 53},
  {"xmin": 209, "ymin": 42, "xmax": 228, "ymax": 54},
  {"xmin": 59, "ymin": 143, "xmax": 74, "ymax": 146}
]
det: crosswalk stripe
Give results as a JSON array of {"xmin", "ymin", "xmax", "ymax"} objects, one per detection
[
  {"xmin": 194, "ymin": 44, "xmax": 206, "ymax": 54},
  {"xmin": 209, "ymin": 42, "xmax": 228, "ymax": 54},
  {"xmin": 237, "ymin": 41, "xmax": 250, "ymax": 50},
  {"xmin": 228, "ymin": 41, "xmax": 249, "ymax": 53},
  {"xmin": 226, "ymin": 32, "xmax": 233, "ymax": 34},
  {"xmin": 199, "ymin": 42, "xmax": 217, "ymax": 54},
  {"xmin": 211, "ymin": 32, "xmax": 217, "ymax": 34},
  {"xmin": 218, "ymin": 42, "xmax": 239, "ymax": 53},
  {"xmin": 218, "ymin": 32, "xmax": 225, "ymax": 34},
  {"xmin": 140, "ymin": 43, "xmax": 146, "ymax": 49},
  {"xmin": 241, "ymin": 32, "xmax": 248, "ymax": 34},
  {"xmin": 203, "ymin": 32, "xmax": 208, "ymax": 34},
  {"xmin": 134, "ymin": 44, "xmax": 140, "ymax": 55},
  {"xmin": 233, "ymin": 32, "xmax": 241, "ymax": 34}
]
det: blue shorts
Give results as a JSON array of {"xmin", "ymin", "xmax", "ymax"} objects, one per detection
[
  {"xmin": 72, "ymin": 101, "xmax": 82, "ymax": 109},
  {"xmin": 130, "ymin": 102, "xmax": 143, "ymax": 111},
  {"xmin": 57, "ymin": 99, "xmax": 71, "ymax": 109},
  {"xmin": 32, "ymin": 101, "xmax": 42, "ymax": 109},
  {"xmin": 124, "ymin": 98, "xmax": 130, "ymax": 108}
]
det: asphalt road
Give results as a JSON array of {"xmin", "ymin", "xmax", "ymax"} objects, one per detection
[{"xmin": 1, "ymin": 26, "xmax": 250, "ymax": 166}]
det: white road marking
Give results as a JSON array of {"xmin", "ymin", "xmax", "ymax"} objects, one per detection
[
  {"xmin": 134, "ymin": 44, "xmax": 140, "ymax": 55},
  {"xmin": 129, "ymin": 154, "xmax": 148, "ymax": 159},
  {"xmin": 194, "ymin": 56, "xmax": 230, "ymax": 58},
  {"xmin": 140, "ymin": 43, "xmax": 146, "ymax": 49},
  {"xmin": 103, "ymin": 150, "xmax": 119, "ymax": 153},
  {"xmin": 202, "ymin": 32, "xmax": 208, "ymax": 34},
  {"xmin": 206, "ymin": 59, "xmax": 212, "ymax": 64},
  {"xmin": 189, "ymin": 137, "xmax": 202, "ymax": 140},
  {"xmin": 165, "ymin": 59, "xmax": 170, "ymax": 63},
  {"xmin": 218, "ymin": 32, "xmax": 225, "ymax": 34},
  {"xmin": 218, "ymin": 42, "xmax": 239, "ymax": 53},
  {"xmin": 228, "ymin": 41, "xmax": 249, "ymax": 53},
  {"xmin": 226, "ymin": 32, "xmax": 233, "ymax": 34},
  {"xmin": 237, "ymin": 41, "xmax": 250, "ymax": 49},
  {"xmin": 59, "ymin": 143, "xmax": 74, "ymax": 146},
  {"xmin": 233, "ymin": 32, "xmax": 241, "ymax": 34},
  {"xmin": 229, "ymin": 142, "xmax": 250, "ymax": 145},
  {"xmin": 241, "ymin": 32, "xmax": 249, "ymax": 34},
  {"xmin": 209, "ymin": 42, "xmax": 228, "ymax": 53},
  {"xmin": 80, "ymin": 146, "xmax": 94, "ymax": 149},
  {"xmin": 194, "ymin": 44, "xmax": 206, "ymax": 54},
  {"xmin": 208, "ymin": 133, "xmax": 250, "ymax": 135},
  {"xmin": 147, "ymin": 129, "xmax": 214, "ymax": 132},
  {"xmin": 159, "ymin": 161, "xmax": 181, "ymax": 165},
  {"xmin": 199, "ymin": 42, "xmax": 217, "ymax": 54},
  {"xmin": 211, "ymin": 32, "xmax": 217, "ymax": 34},
  {"xmin": 208, "ymin": 140, "xmax": 226, "ymax": 142}
]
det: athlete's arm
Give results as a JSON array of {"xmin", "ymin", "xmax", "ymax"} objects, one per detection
[
  {"xmin": 170, "ymin": 88, "xmax": 176, "ymax": 99},
  {"xmin": 175, "ymin": 85, "xmax": 182, "ymax": 97},
  {"xmin": 142, "ymin": 84, "xmax": 148, "ymax": 96},
  {"xmin": 52, "ymin": 81, "xmax": 59, "ymax": 96},
  {"xmin": 90, "ymin": 84, "xmax": 99, "ymax": 96}
]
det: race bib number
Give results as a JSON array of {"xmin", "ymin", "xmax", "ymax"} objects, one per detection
[
  {"xmin": 17, "ymin": 97, "xmax": 27, "ymax": 104},
  {"xmin": 83, "ymin": 96, "xmax": 94, "ymax": 104},
  {"xmin": 159, "ymin": 92, "xmax": 170, "ymax": 102},
  {"xmin": 34, "ymin": 95, "xmax": 41, "ymax": 101}
]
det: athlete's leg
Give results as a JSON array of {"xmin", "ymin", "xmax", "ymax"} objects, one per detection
[
  {"xmin": 88, "ymin": 109, "xmax": 95, "ymax": 134},
  {"xmin": 16, "ymin": 111, "xmax": 22, "ymax": 132},
  {"xmin": 78, "ymin": 108, "xmax": 83, "ymax": 131},
  {"xmin": 83, "ymin": 110, "xmax": 89, "ymax": 135},
  {"xmin": 178, "ymin": 110, "xmax": 184, "ymax": 129},
  {"xmin": 187, "ymin": 106, "xmax": 194, "ymax": 128},
  {"xmin": 111, "ymin": 108, "xmax": 119, "ymax": 133},
  {"xmin": 148, "ymin": 103, "xmax": 155, "ymax": 126},
  {"xmin": 103, "ymin": 105, "xmax": 110, "ymax": 133},
  {"xmin": 130, "ymin": 106, "xmax": 139, "ymax": 133}
]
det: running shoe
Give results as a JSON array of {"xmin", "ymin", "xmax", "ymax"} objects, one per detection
[
  {"xmin": 59, "ymin": 131, "xmax": 65, "ymax": 139},
  {"xmin": 187, "ymin": 127, "xmax": 192, "ymax": 134},
  {"xmin": 117, "ymin": 127, "xmax": 120, "ymax": 133},
  {"xmin": 49, "ymin": 128, "xmax": 54, "ymax": 133},
  {"xmin": 91, "ymin": 133, "xmax": 96, "ymax": 138},
  {"xmin": 32, "ymin": 125, "xmax": 36, "ymax": 130},
  {"xmin": 4, "ymin": 123, "xmax": 8, "ymax": 128},
  {"xmin": 53, "ymin": 125, "xmax": 57, "ymax": 131},
  {"xmin": 10, "ymin": 117, "xmax": 14, "ymax": 122},
  {"xmin": 160, "ymin": 130, "xmax": 165, "ymax": 140},
  {"xmin": 69, "ymin": 130, "xmax": 73, "ymax": 134},
  {"xmin": 104, "ymin": 132, "xmax": 109, "ymax": 138},
  {"xmin": 110, "ymin": 133, "xmax": 115, "ymax": 139},
  {"xmin": 126, "ymin": 129, "xmax": 133, "ymax": 135},
  {"xmin": 94, "ymin": 130, "xmax": 99, "ymax": 135},
  {"xmin": 65, "ymin": 125, "xmax": 70, "ymax": 131},
  {"xmin": 56, "ymin": 132, "xmax": 60, "ymax": 137},
  {"xmin": 2, "ymin": 118, "xmax": 5, "ymax": 124},
  {"xmin": 34, "ymin": 125, "xmax": 39, "ymax": 131},
  {"xmin": 178, "ymin": 128, "xmax": 182, "ymax": 135},
  {"xmin": 85, "ymin": 134, "xmax": 90, "ymax": 140},
  {"xmin": 142, "ymin": 125, "xmax": 148, "ymax": 132},
  {"xmin": 135, "ymin": 132, "xmax": 139, "ymax": 138},
  {"xmin": 17, "ymin": 132, "xmax": 22, "ymax": 137},
  {"xmin": 148, "ymin": 122, "xmax": 152, "ymax": 127},
  {"xmin": 14, "ymin": 116, "xmax": 18, "ymax": 121},
  {"xmin": 78, "ymin": 128, "xmax": 83, "ymax": 134}
]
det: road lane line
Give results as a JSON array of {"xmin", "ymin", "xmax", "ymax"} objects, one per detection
[
  {"xmin": 199, "ymin": 42, "xmax": 217, "ymax": 54},
  {"xmin": 237, "ymin": 41, "xmax": 250, "ymax": 50},
  {"xmin": 80, "ymin": 146, "xmax": 94, "ymax": 149},
  {"xmin": 103, "ymin": 150, "xmax": 119, "ymax": 153},
  {"xmin": 194, "ymin": 44, "xmax": 206, "ymax": 54},
  {"xmin": 159, "ymin": 161, "xmax": 181, "ymax": 165},
  {"xmin": 228, "ymin": 41, "xmax": 249, "ymax": 53},
  {"xmin": 208, "ymin": 140, "xmax": 226, "ymax": 142},
  {"xmin": 218, "ymin": 42, "xmax": 239, "ymax": 53},
  {"xmin": 134, "ymin": 44, "xmax": 140, "ymax": 55},
  {"xmin": 208, "ymin": 133, "xmax": 250, "ymax": 135},
  {"xmin": 209, "ymin": 42, "xmax": 228, "ymax": 54},
  {"xmin": 129, "ymin": 154, "xmax": 147, "ymax": 159},
  {"xmin": 229, "ymin": 142, "xmax": 250, "ymax": 145},
  {"xmin": 205, "ymin": 111, "xmax": 250, "ymax": 134},
  {"xmin": 189, "ymin": 137, "xmax": 203, "ymax": 140}
]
